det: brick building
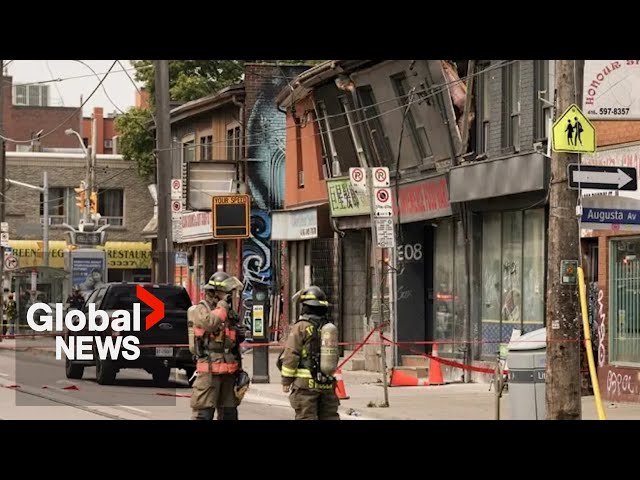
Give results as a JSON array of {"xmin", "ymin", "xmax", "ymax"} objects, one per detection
[
  {"xmin": 2, "ymin": 76, "xmax": 83, "ymax": 152},
  {"xmin": 4, "ymin": 151, "xmax": 155, "ymax": 309},
  {"xmin": 81, "ymin": 107, "xmax": 118, "ymax": 155}
]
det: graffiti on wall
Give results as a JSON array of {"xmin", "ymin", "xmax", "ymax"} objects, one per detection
[
  {"xmin": 606, "ymin": 370, "xmax": 638, "ymax": 396},
  {"xmin": 241, "ymin": 209, "xmax": 273, "ymax": 333},
  {"xmin": 241, "ymin": 73, "xmax": 291, "ymax": 339},
  {"xmin": 596, "ymin": 288, "xmax": 607, "ymax": 368}
]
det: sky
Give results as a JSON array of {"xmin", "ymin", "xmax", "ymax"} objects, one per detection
[{"xmin": 5, "ymin": 60, "xmax": 142, "ymax": 117}]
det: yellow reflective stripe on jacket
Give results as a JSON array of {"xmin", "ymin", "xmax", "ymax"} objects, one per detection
[
  {"xmin": 281, "ymin": 366, "xmax": 312, "ymax": 379},
  {"xmin": 281, "ymin": 366, "xmax": 297, "ymax": 377},
  {"xmin": 294, "ymin": 368, "xmax": 312, "ymax": 378}
]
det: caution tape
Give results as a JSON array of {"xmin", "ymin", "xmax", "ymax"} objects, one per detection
[{"xmin": 381, "ymin": 335, "xmax": 503, "ymax": 375}]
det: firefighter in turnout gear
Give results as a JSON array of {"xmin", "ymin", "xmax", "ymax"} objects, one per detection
[
  {"xmin": 188, "ymin": 271, "xmax": 245, "ymax": 421},
  {"xmin": 280, "ymin": 285, "xmax": 340, "ymax": 420}
]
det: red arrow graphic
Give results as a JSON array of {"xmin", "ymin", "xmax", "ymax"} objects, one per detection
[{"xmin": 136, "ymin": 285, "xmax": 165, "ymax": 330}]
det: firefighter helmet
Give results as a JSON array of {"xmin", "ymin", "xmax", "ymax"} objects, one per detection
[
  {"xmin": 234, "ymin": 370, "xmax": 251, "ymax": 402},
  {"xmin": 298, "ymin": 285, "xmax": 330, "ymax": 307},
  {"xmin": 204, "ymin": 271, "xmax": 243, "ymax": 293}
]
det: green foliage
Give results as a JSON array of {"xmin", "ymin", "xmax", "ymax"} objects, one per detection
[
  {"xmin": 120, "ymin": 60, "xmax": 325, "ymax": 179},
  {"xmin": 131, "ymin": 60, "xmax": 325, "ymax": 103},
  {"xmin": 114, "ymin": 107, "xmax": 155, "ymax": 179}
]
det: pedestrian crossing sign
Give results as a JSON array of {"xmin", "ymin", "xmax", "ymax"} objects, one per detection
[{"xmin": 552, "ymin": 104, "xmax": 596, "ymax": 154}]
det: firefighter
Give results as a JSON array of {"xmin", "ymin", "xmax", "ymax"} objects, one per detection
[
  {"xmin": 189, "ymin": 271, "xmax": 244, "ymax": 421},
  {"xmin": 280, "ymin": 285, "xmax": 340, "ymax": 420}
]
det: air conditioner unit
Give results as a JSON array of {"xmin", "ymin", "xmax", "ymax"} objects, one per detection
[{"xmin": 104, "ymin": 139, "xmax": 113, "ymax": 149}]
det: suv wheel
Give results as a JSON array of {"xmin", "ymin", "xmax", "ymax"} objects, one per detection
[
  {"xmin": 152, "ymin": 366, "xmax": 171, "ymax": 386},
  {"xmin": 65, "ymin": 358, "xmax": 84, "ymax": 380},
  {"xmin": 96, "ymin": 358, "xmax": 117, "ymax": 385}
]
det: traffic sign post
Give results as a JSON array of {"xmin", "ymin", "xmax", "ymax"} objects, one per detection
[
  {"xmin": 567, "ymin": 164, "xmax": 637, "ymax": 191},
  {"xmin": 349, "ymin": 167, "xmax": 367, "ymax": 193},
  {"xmin": 4, "ymin": 255, "xmax": 18, "ymax": 271},
  {"xmin": 552, "ymin": 104, "xmax": 596, "ymax": 154},
  {"xmin": 171, "ymin": 179, "xmax": 183, "ymax": 199}
]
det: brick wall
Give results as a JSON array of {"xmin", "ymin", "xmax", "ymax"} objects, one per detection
[
  {"xmin": 593, "ymin": 120, "xmax": 640, "ymax": 146},
  {"xmin": 5, "ymin": 155, "xmax": 154, "ymax": 242}
]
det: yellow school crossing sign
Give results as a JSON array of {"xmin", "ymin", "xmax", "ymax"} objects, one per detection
[{"xmin": 552, "ymin": 104, "xmax": 596, "ymax": 154}]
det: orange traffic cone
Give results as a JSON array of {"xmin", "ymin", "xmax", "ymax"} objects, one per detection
[
  {"xmin": 335, "ymin": 369, "xmax": 350, "ymax": 400},
  {"xmin": 390, "ymin": 368, "xmax": 429, "ymax": 386},
  {"xmin": 428, "ymin": 344, "xmax": 445, "ymax": 386}
]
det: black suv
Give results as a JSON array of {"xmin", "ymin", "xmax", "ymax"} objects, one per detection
[{"xmin": 64, "ymin": 282, "xmax": 196, "ymax": 386}]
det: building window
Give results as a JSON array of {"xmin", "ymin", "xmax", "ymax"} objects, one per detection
[
  {"xmin": 97, "ymin": 189, "xmax": 124, "ymax": 226},
  {"xmin": 13, "ymin": 84, "xmax": 49, "ymax": 106},
  {"xmin": 226, "ymin": 126, "xmax": 241, "ymax": 161},
  {"xmin": 480, "ymin": 208, "xmax": 545, "ymax": 359},
  {"xmin": 182, "ymin": 139, "xmax": 195, "ymax": 163},
  {"xmin": 476, "ymin": 64, "xmax": 492, "ymax": 155},
  {"xmin": 40, "ymin": 186, "xmax": 124, "ymax": 226},
  {"xmin": 316, "ymin": 100, "xmax": 341, "ymax": 176},
  {"xmin": 200, "ymin": 135, "xmax": 213, "ymax": 161},
  {"xmin": 502, "ymin": 61, "xmax": 521, "ymax": 151},
  {"xmin": 339, "ymin": 96, "xmax": 367, "ymax": 167},
  {"xmin": 390, "ymin": 72, "xmax": 433, "ymax": 168},
  {"xmin": 357, "ymin": 85, "xmax": 393, "ymax": 168},
  {"xmin": 609, "ymin": 237, "xmax": 640, "ymax": 365},
  {"xmin": 534, "ymin": 60, "xmax": 552, "ymax": 141},
  {"xmin": 434, "ymin": 218, "xmax": 467, "ymax": 358}
]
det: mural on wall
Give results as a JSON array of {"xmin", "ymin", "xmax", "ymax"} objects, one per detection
[{"xmin": 241, "ymin": 70, "xmax": 292, "ymax": 339}]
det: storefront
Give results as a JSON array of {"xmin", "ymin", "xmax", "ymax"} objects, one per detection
[
  {"xmin": 327, "ymin": 176, "xmax": 371, "ymax": 348},
  {"xmin": 6, "ymin": 240, "xmax": 152, "ymax": 324},
  {"xmin": 395, "ymin": 175, "xmax": 452, "ymax": 358},
  {"xmin": 449, "ymin": 152, "xmax": 550, "ymax": 364},
  {"xmin": 579, "ymin": 143, "xmax": 640, "ymax": 402},
  {"xmin": 272, "ymin": 203, "xmax": 335, "ymax": 336}
]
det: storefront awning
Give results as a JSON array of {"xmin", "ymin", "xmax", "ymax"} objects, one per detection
[{"xmin": 7, "ymin": 240, "xmax": 152, "ymax": 270}]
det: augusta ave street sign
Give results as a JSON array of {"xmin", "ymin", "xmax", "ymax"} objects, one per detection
[{"xmin": 581, "ymin": 207, "xmax": 640, "ymax": 225}]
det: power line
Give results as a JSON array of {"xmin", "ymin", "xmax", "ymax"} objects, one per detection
[
  {"xmin": 73, "ymin": 60, "xmax": 126, "ymax": 115},
  {"xmin": 0, "ymin": 165, "xmax": 136, "ymax": 207},
  {"xmin": 0, "ymin": 61, "xmax": 118, "ymax": 144},
  {"xmin": 118, "ymin": 59, "xmax": 157, "ymax": 128},
  {"xmin": 2, "ymin": 62, "xmax": 152, "ymax": 87},
  {"xmin": 154, "ymin": 60, "xmax": 516, "ymax": 154},
  {"xmin": 44, "ymin": 60, "xmax": 65, "ymax": 106}
]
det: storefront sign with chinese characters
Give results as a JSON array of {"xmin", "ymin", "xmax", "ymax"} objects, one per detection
[{"xmin": 326, "ymin": 177, "xmax": 371, "ymax": 217}]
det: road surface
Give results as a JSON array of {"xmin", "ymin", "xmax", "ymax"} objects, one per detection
[{"xmin": 0, "ymin": 349, "xmax": 296, "ymax": 420}]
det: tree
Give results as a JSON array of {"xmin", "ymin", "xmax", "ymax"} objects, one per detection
[
  {"xmin": 114, "ymin": 106, "xmax": 155, "ymax": 179},
  {"xmin": 118, "ymin": 60, "xmax": 324, "ymax": 177},
  {"xmin": 132, "ymin": 60, "xmax": 323, "ymax": 103}
]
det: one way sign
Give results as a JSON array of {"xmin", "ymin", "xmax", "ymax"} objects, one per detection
[{"xmin": 567, "ymin": 164, "xmax": 637, "ymax": 191}]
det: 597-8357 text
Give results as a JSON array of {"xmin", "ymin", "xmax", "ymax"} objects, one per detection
[{"xmin": 599, "ymin": 107, "xmax": 630, "ymax": 115}]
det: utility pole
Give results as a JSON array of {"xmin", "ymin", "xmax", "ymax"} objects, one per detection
[
  {"xmin": 0, "ymin": 60, "xmax": 5, "ymax": 341},
  {"xmin": 83, "ymin": 145, "xmax": 92, "ymax": 225},
  {"xmin": 545, "ymin": 59, "xmax": 584, "ymax": 420},
  {"xmin": 91, "ymin": 114, "xmax": 97, "ymax": 205},
  {"xmin": 155, "ymin": 60, "xmax": 174, "ymax": 284}
]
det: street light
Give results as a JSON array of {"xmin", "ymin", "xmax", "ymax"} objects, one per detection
[
  {"xmin": 65, "ymin": 128, "xmax": 91, "ymax": 223},
  {"xmin": 64, "ymin": 128, "xmax": 88, "ymax": 155}
]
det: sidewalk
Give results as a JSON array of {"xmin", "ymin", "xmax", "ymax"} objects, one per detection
[{"xmin": 4, "ymin": 337, "xmax": 640, "ymax": 420}]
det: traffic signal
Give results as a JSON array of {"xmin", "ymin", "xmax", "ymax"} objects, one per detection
[
  {"xmin": 90, "ymin": 191, "xmax": 98, "ymax": 214},
  {"xmin": 75, "ymin": 184, "xmax": 86, "ymax": 213}
]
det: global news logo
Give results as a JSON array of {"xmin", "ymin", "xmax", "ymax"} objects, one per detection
[{"xmin": 26, "ymin": 285, "xmax": 164, "ymax": 362}]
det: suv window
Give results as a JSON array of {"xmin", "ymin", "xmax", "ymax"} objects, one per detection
[{"xmin": 102, "ymin": 285, "xmax": 192, "ymax": 311}]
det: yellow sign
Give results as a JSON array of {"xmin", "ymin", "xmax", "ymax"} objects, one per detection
[
  {"xmin": 552, "ymin": 104, "xmax": 596, "ymax": 154},
  {"xmin": 100, "ymin": 242, "xmax": 152, "ymax": 269},
  {"xmin": 8, "ymin": 240, "xmax": 67, "ymax": 269},
  {"xmin": 8, "ymin": 240, "xmax": 152, "ymax": 270}
]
